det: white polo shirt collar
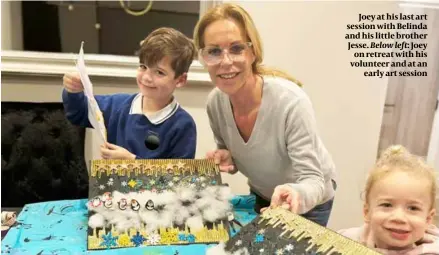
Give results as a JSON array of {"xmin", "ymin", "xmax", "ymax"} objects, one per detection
[{"xmin": 129, "ymin": 93, "xmax": 179, "ymax": 125}]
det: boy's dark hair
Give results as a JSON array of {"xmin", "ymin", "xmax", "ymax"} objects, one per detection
[{"xmin": 138, "ymin": 27, "xmax": 196, "ymax": 78}]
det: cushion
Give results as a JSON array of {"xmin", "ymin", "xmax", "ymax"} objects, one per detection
[{"xmin": 1, "ymin": 102, "xmax": 89, "ymax": 207}]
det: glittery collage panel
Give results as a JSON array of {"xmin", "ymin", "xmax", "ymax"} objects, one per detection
[
  {"xmin": 207, "ymin": 207, "xmax": 381, "ymax": 255},
  {"xmin": 87, "ymin": 159, "xmax": 232, "ymax": 250}
]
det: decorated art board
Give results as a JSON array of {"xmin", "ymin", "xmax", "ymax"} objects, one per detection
[
  {"xmin": 207, "ymin": 207, "xmax": 381, "ymax": 255},
  {"xmin": 87, "ymin": 159, "xmax": 232, "ymax": 250}
]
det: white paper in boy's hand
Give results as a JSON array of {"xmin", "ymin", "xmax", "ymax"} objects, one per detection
[{"xmin": 76, "ymin": 42, "xmax": 107, "ymax": 145}]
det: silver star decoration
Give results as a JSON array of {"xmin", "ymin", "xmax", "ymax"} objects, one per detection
[
  {"xmin": 275, "ymin": 249, "xmax": 284, "ymax": 255},
  {"xmin": 285, "ymin": 244, "xmax": 294, "ymax": 251}
]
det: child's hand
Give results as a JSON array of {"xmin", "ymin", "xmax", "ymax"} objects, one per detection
[
  {"xmin": 206, "ymin": 149, "xmax": 235, "ymax": 173},
  {"xmin": 405, "ymin": 224, "xmax": 439, "ymax": 255},
  {"xmin": 101, "ymin": 143, "xmax": 136, "ymax": 160},
  {"xmin": 63, "ymin": 72, "xmax": 83, "ymax": 93},
  {"xmin": 261, "ymin": 185, "xmax": 301, "ymax": 213}
]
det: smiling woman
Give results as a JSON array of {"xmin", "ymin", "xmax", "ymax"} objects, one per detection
[{"xmin": 194, "ymin": 3, "xmax": 337, "ymax": 227}]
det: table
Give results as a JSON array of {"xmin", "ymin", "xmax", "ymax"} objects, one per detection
[{"xmin": 1, "ymin": 195, "xmax": 257, "ymax": 255}]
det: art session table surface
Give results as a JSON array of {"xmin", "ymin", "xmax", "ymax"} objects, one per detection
[{"xmin": 1, "ymin": 195, "xmax": 258, "ymax": 255}]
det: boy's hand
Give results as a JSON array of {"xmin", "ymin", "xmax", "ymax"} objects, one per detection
[
  {"xmin": 206, "ymin": 149, "xmax": 235, "ymax": 173},
  {"xmin": 101, "ymin": 143, "xmax": 136, "ymax": 160},
  {"xmin": 63, "ymin": 72, "xmax": 83, "ymax": 93}
]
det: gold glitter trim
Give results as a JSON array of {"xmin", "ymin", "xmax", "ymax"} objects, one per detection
[
  {"xmin": 259, "ymin": 207, "xmax": 381, "ymax": 255},
  {"xmin": 87, "ymin": 223, "xmax": 229, "ymax": 249},
  {"xmin": 91, "ymin": 159, "xmax": 220, "ymax": 178}
]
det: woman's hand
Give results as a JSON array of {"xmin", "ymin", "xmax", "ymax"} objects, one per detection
[
  {"xmin": 63, "ymin": 72, "xmax": 83, "ymax": 93},
  {"xmin": 261, "ymin": 184, "xmax": 301, "ymax": 213},
  {"xmin": 206, "ymin": 149, "xmax": 235, "ymax": 173},
  {"xmin": 101, "ymin": 143, "xmax": 136, "ymax": 160}
]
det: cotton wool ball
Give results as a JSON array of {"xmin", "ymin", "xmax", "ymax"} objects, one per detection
[
  {"xmin": 210, "ymin": 199, "xmax": 232, "ymax": 219},
  {"xmin": 174, "ymin": 204, "xmax": 191, "ymax": 225},
  {"xmin": 202, "ymin": 207, "xmax": 223, "ymax": 222},
  {"xmin": 186, "ymin": 215, "xmax": 204, "ymax": 232},
  {"xmin": 133, "ymin": 190, "xmax": 148, "ymax": 206},
  {"xmin": 206, "ymin": 243, "xmax": 229, "ymax": 255},
  {"xmin": 204, "ymin": 186, "xmax": 218, "ymax": 197},
  {"xmin": 139, "ymin": 210, "xmax": 159, "ymax": 226},
  {"xmin": 111, "ymin": 191, "xmax": 125, "ymax": 205},
  {"xmin": 126, "ymin": 191, "xmax": 138, "ymax": 202},
  {"xmin": 218, "ymin": 186, "xmax": 233, "ymax": 201},
  {"xmin": 108, "ymin": 214, "xmax": 126, "ymax": 226},
  {"xmin": 115, "ymin": 218, "xmax": 134, "ymax": 232},
  {"xmin": 130, "ymin": 215, "xmax": 142, "ymax": 228},
  {"xmin": 206, "ymin": 243, "xmax": 250, "ymax": 255},
  {"xmin": 195, "ymin": 189, "xmax": 217, "ymax": 209},
  {"xmin": 156, "ymin": 210, "xmax": 174, "ymax": 229},
  {"xmin": 88, "ymin": 213, "xmax": 106, "ymax": 229},
  {"xmin": 185, "ymin": 203, "xmax": 200, "ymax": 215},
  {"xmin": 233, "ymin": 248, "xmax": 250, "ymax": 255},
  {"xmin": 156, "ymin": 190, "xmax": 178, "ymax": 206},
  {"xmin": 89, "ymin": 203, "xmax": 115, "ymax": 223},
  {"xmin": 145, "ymin": 221, "xmax": 160, "ymax": 233},
  {"xmin": 178, "ymin": 186, "xmax": 197, "ymax": 202},
  {"xmin": 101, "ymin": 210, "xmax": 124, "ymax": 225},
  {"xmin": 139, "ymin": 210, "xmax": 162, "ymax": 232},
  {"xmin": 194, "ymin": 196, "xmax": 211, "ymax": 209}
]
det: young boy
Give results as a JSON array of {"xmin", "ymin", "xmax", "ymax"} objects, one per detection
[{"xmin": 62, "ymin": 27, "xmax": 197, "ymax": 160}]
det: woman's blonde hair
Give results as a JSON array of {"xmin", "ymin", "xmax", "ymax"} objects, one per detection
[
  {"xmin": 364, "ymin": 145, "xmax": 437, "ymax": 210},
  {"xmin": 193, "ymin": 3, "xmax": 302, "ymax": 87}
]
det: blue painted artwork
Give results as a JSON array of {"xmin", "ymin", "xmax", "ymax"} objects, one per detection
[{"xmin": 1, "ymin": 195, "xmax": 257, "ymax": 255}]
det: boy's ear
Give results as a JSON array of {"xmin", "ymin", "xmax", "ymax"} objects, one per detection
[
  {"xmin": 426, "ymin": 208, "xmax": 436, "ymax": 224},
  {"xmin": 363, "ymin": 203, "xmax": 371, "ymax": 223},
  {"xmin": 175, "ymin": 73, "xmax": 187, "ymax": 88}
]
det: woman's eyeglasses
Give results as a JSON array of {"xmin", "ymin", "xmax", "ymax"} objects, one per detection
[{"xmin": 199, "ymin": 42, "xmax": 253, "ymax": 66}]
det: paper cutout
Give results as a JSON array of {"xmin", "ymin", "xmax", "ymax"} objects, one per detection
[
  {"xmin": 76, "ymin": 42, "xmax": 107, "ymax": 145},
  {"xmin": 87, "ymin": 159, "xmax": 231, "ymax": 250},
  {"xmin": 207, "ymin": 207, "xmax": 381, "ymax": 255}
]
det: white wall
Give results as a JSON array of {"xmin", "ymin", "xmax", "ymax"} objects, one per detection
[
  {"xmin": 1, "ymin": 0, "xmax": 23, "ymax": 50},
  {"xmin": 233, "ymin": 1, "xmax": 397, "ymax": 230},
  {"xmin": 425, "ymin": 6, "xmax": 439, "ymax": 171},
  {"xmin": 428, "ymin": 90, "xmax": 439, "ymax": 170},
  {"xmin": 428, "ymin": 90, "xmax": 439, "ymax": 226}
]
